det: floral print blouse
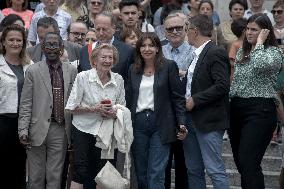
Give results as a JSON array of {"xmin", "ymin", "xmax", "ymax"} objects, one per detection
[{"xmin": 230, "ymin": 44, "xmax": 282, "ymax": 99}]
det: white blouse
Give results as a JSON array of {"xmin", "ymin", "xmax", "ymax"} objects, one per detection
[
  {"xmin": 65, "ymin": 68, "xmax": 125, "ymax": 135},
  {"xmin": 136, "ymin": 75, "xmax": 154, "ymax": 113}
]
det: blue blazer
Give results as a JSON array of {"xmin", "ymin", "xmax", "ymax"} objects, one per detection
[
  {"xmin": 78, "ymin": 39, "xmax": 134, "ymax": 81},
  {"xmin": 126, "ymin": 59, "xmax": 186, "ymax": 144}
]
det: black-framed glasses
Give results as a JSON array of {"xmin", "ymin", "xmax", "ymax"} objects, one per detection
[
  {"xmin": 70, "ymin": 32, "xmax": 86, "ymax": 38},
  {"xmin": 165, "ymin": 26, "xmax": 184, "ymax": 33},
  {"xmin": 86, "ymin": 38, "xmax": 96, "ymax": 42},
  {"xmin": 271, "ymin": 10, "xmax": 284, "ymax": 15},
  {"xmin": 90, "ymin": 1, "xmax": 102, "ymax": 6}
]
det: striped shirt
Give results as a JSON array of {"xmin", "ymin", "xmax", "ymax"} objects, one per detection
[{"xmin": 28, "ymin": 8, "xmax": 72, "ymax": 43}]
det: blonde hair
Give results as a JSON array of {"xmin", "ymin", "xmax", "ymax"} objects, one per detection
[{"xmin": 90, "ymin": 44, "xmax": 119, "ymax": 68}]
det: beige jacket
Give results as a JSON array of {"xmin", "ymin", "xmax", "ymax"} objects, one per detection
[{"xmin": 18, "ymin": 61, "xmax": 77, "ymax": 146}]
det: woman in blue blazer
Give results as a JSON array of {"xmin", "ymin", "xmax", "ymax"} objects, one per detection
[{"xmin": 126, "ymin": 32, "xmax": 187, "ymax": 189}]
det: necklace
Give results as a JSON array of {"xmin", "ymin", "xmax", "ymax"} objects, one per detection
[{"xmin": 143, "ymin": 70, "xmax": 154, "ymax": 76}]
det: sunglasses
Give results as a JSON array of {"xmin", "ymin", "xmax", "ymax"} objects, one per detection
[
  {"xmin": 90, "ymin": 1, "xmax": 103, "ymax": 6},
  {"xmin": 165, "ymin": 26, "xmax": 184, "ymax": 33},
  {"xmin": 271, "ymin": 10, "xmax": 284, "ymax": 15}
]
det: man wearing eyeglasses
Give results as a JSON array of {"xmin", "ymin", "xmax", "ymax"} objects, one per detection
[
  {"xmin": 163, "ymin": 12, "xmax": 195, "ymax": 78},
  {"xmin": 27, "ymin": 17, "xmax": 82, "ymax": 64},
  {"xmin": 68, "ymin": 21, "xmax": 88, "ymax": 46},
  {"xmin": 162, "ymin": 12, "xmax": 195, "ymax": 189}
]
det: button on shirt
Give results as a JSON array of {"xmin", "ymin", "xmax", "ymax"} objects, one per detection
[
  {"xmin": 65, "ymin": 68, "xmax": 126, "ymax": 135},
  {"xmin": 162, "ymin": 41, "xmax": 195, "ymax": 71},
  {"xmin": 28, "ymin": 8, "xmax": 71, "ymax": 43},
  {"xmin": 185, "ymin": 40, "xmax": 211, "ymax": 99}
]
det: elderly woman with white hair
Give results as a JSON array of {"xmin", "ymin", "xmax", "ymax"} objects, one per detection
[{"xmin": 66, "ymin": 44, "xmax": 126, "ymax": 189}]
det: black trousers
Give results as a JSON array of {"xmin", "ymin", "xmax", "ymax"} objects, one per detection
[
  {"xmin": 229, "ymin": 97, "xmax": 277, "ymax": 189},
  {"xmin": 0, "ymin": 114, "xmax": 26, "ymax": 189},
  {"xmin": 72, "ymin": 126, "xmax": 116, "ymax": 189},
  {"xmin": 164, "ymin": 140, "xmax": 188, "ymax": 189}
]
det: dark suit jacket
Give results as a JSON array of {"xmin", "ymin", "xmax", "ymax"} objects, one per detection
[
  {"xmin": 183, "ymin": 41, "xmax": 230, "ymax": 133},
  {"xmin": 27, "ymin": 40, "xmax": 82, "ymax": 63},
  {"xmin": 78, "ymin": 39, "xmax": 134, "ymax": 81},
  {"xmin": 126, "ymin": 59, "xmax": 186, "ymax": 144}
]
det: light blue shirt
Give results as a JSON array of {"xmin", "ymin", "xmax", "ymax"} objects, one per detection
[{"xmin": 162, "ymin": 41, "xmax": 195, "ymax": 71}]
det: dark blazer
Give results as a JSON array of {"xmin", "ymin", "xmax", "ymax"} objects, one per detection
[
  {"xmin": 78, "ymin": 39, "xmax": 134, "ymax": 81},
  {"xmin": 126, "ymin": 59, "xmax": 186, "ymax": 144},
  {"xmin": 27, "ymin": 40, "xmax": 82, "ymax": 63},
  {"xmin": 182, "ymin": 41, "xmax": 230, "ymax": 133}
]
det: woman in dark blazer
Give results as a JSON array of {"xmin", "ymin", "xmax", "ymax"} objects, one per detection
[{"xmin": 126, "ymin": 32, "xmax": 187, "ymax": 189}]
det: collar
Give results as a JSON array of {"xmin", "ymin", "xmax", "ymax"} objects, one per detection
[
  {"xmin": 194, "ymin": 40, "xmax": 211, "ymax": 57},
  {"xmin": 170, "ymin": 41, "xmax": 188, "ymax": 53},
  {"xmin": 88, "ymin": 68, "xmax": 118, "ymax": 87},
  {"xmin": 46, "ymin": 60, "xmax": 62, "ymax": 69},
  {"xmin": 0, "ymin": 54, "xmax": 6, "ymax": 66},
  {"xmin": 42, "ymin": 8, "xmax": 61, "ymax": 17},
  {"xmin": 92, "ymin": 36, "xmax": 115, "ymax": 50},
  {"xmin": 246, "ymin": 8, "xmax": 268, "ymax": 15}
]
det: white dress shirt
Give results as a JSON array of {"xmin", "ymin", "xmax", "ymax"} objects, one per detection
[
  {"xmin": 185, "ymin": 40, "xmax": 211, "ymax": 99},
  {"xmin": 65, "ymin": 68, "xmax": 125, "ymax": 135}
]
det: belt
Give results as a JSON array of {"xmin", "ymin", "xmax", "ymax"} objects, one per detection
[
  {"xmin": 137, "ymin": 109, "xmax": 154, "ymax": 116},
  {"xmin": 50, "ymin": 117, "xmax": 57, "ymax": 122}
]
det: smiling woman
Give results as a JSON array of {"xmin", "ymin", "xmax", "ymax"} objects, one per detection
[
  {"xmin": 66, "ymin": 44, "xmax": 125, "ymax": 189},
  {"xmin": 0, "ymin": 24, "xmax": 32, "ymax": 188},
  {"xmin": 126, "ymin": 32, "xmax": 187, "ymax": 189}
]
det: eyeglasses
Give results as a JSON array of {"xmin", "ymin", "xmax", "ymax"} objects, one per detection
[
  {"xmin": 271, "ymin": 10, "xmax": 284, "ymax": 15},
  {"xmin": 86, "ymin": 38, "xmax": 96, "ymax": 42},
  {"xmin": 90, "ymin": 1, "xmax": 102, "ymax": 6},
  {"xmin": 44, "ymin": 42, "xmax": 61, "ymax": 50},
  {"xmin": 165, "ymin": 26, "xmax": 184, "ymax": 33},
  {"xmin": 70, "ymin": 32, "xmax": 86, "ymax": 38}
]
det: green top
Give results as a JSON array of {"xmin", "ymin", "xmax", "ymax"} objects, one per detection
[{"xmin": 230, "ymin": 44, "xmax": 282, "ymax": 99}]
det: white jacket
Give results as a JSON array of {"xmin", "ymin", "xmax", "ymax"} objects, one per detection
[
  {"xmin": 0, "ymin": 55, "xmax": 32, "ymax": 113},
  {"xmin": 95, "ymin": 104, "xmax": 133, "ymax": 179}
]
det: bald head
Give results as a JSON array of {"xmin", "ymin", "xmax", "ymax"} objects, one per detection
[{"xmin": 68, "ymin": 21, "xmax": 88, "ymax": 45}]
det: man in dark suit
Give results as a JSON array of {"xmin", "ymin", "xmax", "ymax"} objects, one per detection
[
  {"xmin": 182, "ymin": 15, "xmax": 230, "ymax": 189},
  {"xmin": 78, "ymin": 12, "xmax": 134, "ymax": 81},
  {"xmin": 27, "ymin": 17, "xmax": 81, "ymax": 63}
]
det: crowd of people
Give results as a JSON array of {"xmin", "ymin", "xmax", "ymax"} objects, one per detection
[{"xmin": 1, "ymin": 0, "xmax": 284, "ymax": 189}]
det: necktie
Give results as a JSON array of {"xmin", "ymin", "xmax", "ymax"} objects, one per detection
[{"xmin": 52, "ymin": 64, "xmax": 64, "ymax": 126}]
